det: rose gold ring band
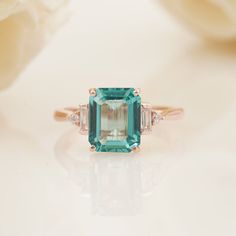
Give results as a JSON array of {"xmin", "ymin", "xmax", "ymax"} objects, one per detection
[{"xmin": 54, "ymin": 107, "xmax": 80, "ymax": 122}]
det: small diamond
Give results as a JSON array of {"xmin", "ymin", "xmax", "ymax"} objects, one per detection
[
  {"xmin": 152, "ymin": 112, "xmax": 164, "ymax": 125},
  {"xmin": 68, "ymin": 113, "xmax": 80, "ymax": 125}
]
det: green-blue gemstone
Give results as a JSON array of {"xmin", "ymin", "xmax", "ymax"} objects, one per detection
[{"xmin": 89, "ymin": 88, "xmax": 141, "ymax": 153}]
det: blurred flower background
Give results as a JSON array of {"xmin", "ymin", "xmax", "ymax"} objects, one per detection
[
  {"xmin": 0, "ymin": 0, "xmax": 235, "ymax": 91},
  {"xmin": 160, "ymin": 0, "xmax": 236, "ymax": 41},
  {"xmin": 0, "ymin": 0, "xmax": 72, "ymax": 90}
]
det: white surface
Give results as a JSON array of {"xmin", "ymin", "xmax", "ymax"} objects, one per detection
[{"xmin": 1, "ymin": 0, "xmax": 236, "ymax": 235}]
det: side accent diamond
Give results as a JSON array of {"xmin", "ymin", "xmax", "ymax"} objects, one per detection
[
  {"xmin": 68, "ymin": 113, "xmax": 80, "ymax": 126},
  {"xmin": 152, "ymin": 111, "xmax": 164, "ymax": 125},
  {"xmin": 141, "ymin": 103, "xmax": 152, "ymax": 134},
  {"xmin": 79, "ymin": 104, "xmax": 89, "ymax": 134}
]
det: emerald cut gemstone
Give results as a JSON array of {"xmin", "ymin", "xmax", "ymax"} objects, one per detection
[{"xmin": 89, "ymin": 88, "xmax": 141, "ymax": 153}]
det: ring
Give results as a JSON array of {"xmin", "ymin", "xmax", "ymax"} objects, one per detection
[{"xmin": 54, "ymin": 88, "xmax": 184, "ymax": 153}]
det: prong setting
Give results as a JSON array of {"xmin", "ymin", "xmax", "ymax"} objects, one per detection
[
  {"xmin": 89, "ymin": 88, "xmax": 96, "ymax": 96},
  {"xmin": 134, "ymin": 88, "xmax": 140, "ymax": 96},
  {"xmin": 132, "ymin": 145, "xmax": 140, "ymax": 153},
  {"xmin": 141, "ymin": 103, "xmax": 152, "ymax": 134},
  {"xmin": 90, "ymin": 145, "xmax": 96, "ymax": 152}
]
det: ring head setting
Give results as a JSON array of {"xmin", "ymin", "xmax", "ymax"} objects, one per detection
[
  {"xmin": 54, "ymin": 88, "xmax": 184, "ymax": 153},
  {"xmin": 89, "ymin": 88, "xmax": 141, "ymax": 153}
]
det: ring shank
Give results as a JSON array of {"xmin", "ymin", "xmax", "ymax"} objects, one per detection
[
  {"xmin": 152, "ymin": 106, "xmax": 184, "ymax": 120},
  {"xmin": 54, "ymin": 107, "xmax": 80, "ymax": 122}
]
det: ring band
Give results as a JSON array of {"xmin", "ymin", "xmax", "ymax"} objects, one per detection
[{"xmin": 54, "ymin": 88, "xmax": 184, "ymax": 153}]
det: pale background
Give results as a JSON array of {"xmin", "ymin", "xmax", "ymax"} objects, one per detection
[{"xmin": 0, "ymin": 0, "xmax": 236, "ymax": 236}]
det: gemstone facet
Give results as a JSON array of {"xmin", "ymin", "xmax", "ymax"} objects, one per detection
[{"xmin": 89, "ymin": 88, "xmax": 141, "ymax": 153}]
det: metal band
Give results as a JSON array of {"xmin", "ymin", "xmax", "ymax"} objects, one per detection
[
  {"xmin": 151, "ymin": 106, "xmax": 184, "ymax": 120},
  {"xmin": 54, "ymin": 107, "xmax": 80, "ymax": 122}
]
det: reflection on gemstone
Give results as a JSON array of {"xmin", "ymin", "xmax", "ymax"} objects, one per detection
[{"xmin": 100, "ymin": 100, "xmax": 128, "ymax": 144}]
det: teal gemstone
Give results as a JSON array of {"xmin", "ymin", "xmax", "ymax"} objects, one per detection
[{"xmin": 89, "ymin": 88, "xmax": 141, "ymax": 153}]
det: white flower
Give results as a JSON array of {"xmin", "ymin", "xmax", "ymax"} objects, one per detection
[
  {"xmin": 0, "ymin": 0, "xmax": 71, "ymax": 90},
  {"xmin": 0, "ymin": 0, "xmax": 25, "ymax": 21},
  {"xmin": 0, "ymin": 0, "xmax": 70, "ymax": 21},
  {"xmin": 160, "ymin": 0, "xmax": 236, "ymax": 41}
]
